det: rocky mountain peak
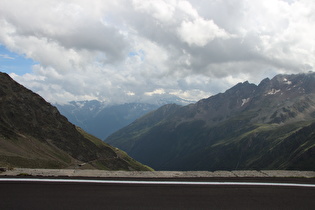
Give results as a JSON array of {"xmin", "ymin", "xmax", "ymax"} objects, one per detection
[
  {"xmin": 224, "ymin": 81, "xmax": 256, "ymax": 97},
  {"xmin": 106, "ymin": 72, "xmax": 315, "ymax": 171}
]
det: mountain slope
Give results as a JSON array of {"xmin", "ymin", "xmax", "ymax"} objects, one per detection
[
  {"xmin": 106, "ymin": 73, "xmax": 315, "ymax": 171},
  {"xmin": 0, "ymin": 72, "xmax": 152, "ymax": 171},
  {"xmin": 56, "ymin": 101, "xmax": 160, "ymax": 139}
]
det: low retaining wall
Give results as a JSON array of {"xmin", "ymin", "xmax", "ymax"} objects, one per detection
[{"xmin": 1, "ymin": 168, "xmax": 315, "ymax": 178}]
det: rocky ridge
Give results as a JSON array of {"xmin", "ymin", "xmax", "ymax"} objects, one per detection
[{"xmin": 106, "ymin": 73, "xmax": 315, "ymax": 171}]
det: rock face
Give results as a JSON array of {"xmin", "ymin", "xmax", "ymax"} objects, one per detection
[
  {"xmin": 0, "ymin": 72, "xmax": 152, "ymax": 171},
  {"xmin": 106, "ymin": 73, "xmax": 315, "ymax": 171}
]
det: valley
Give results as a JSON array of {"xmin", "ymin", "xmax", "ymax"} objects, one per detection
[{"xmin": 1, "ymin": 72, "xmax": 315, "ymax": 172}]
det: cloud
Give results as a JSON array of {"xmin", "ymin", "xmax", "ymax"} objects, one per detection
[
  {"xmin": 145, "ymin": 88, "xmax": 166, "ymax": 96},
  {"xmin": 133, "ymin": 0, "xmax": 175, "ymax": 23},
  {"xmin": 177, "ymin": 17, "xmax": 232, "ymax": 47},
  {"xmin": 0, "ymin": 0, "xmax": 315, "ymax": 104},
  {"xmin": 0, "ymin": 54, "xmax": 14, "ymax": 59}
]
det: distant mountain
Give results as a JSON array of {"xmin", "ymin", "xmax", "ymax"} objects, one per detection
[
  {"xmin": 106, "ymin": 73, "xmax": 315, "ymax": 171},
  {"xmin": 0, "ymin": 72, "xmax": 152, "ymax": 171},
  {"xmin": 55, "ymin": 96, "xmax": 193, "ymax": 140},
  {"xmin": 55, "ymin": 101, "xmax": 159, "ymax": 140}
]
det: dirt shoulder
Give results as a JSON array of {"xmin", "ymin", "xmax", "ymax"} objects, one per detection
[{"xmin": 1, "ymin": 168, "xmax": 315, "ymax": 178}]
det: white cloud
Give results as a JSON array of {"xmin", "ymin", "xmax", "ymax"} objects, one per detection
[
  {"xmin": 145, "ymin": 88, "xmax": 166, "ymax": 96},
  {"xmin": 177, "ymin": 0, "xmax": 198, "ymax": 19},
  {"xmin": 177, "ymin": 17, "xmax": 232, "ymax": 46},
  {"xmin": 133, "ymin": 0, "xmax": 176, "ymax": 23},
  {"xmin": 0, "ymin": 54, "xmax": 14, "ymax": 59},
  {"xmin": 0, "ymin": 0, "xmax": 315, "ymax": 105},
  {"xmin": 169, "ymin": 89, "xmax": 210, "ymax": 102}
]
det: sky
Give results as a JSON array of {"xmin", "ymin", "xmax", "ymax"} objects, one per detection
[{"xmin": 0, "ymin": 0, "xmax": 314, "ymax": 105}]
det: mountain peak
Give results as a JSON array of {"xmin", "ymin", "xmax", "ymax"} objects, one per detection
[
  {"xmin": 106, "ymin": 72, "xmax": 315, "ymax": 171},
  {"xmin": 258, "ymin": 77, "xmax": 270, "ymax": 87},
  {"xmin": 224, "ymin": 80, "xmax": 256, "ymax": 95}
]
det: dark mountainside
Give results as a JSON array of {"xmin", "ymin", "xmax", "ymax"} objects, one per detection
[
  {"xmin": 0, "ymin": 72, "xmax": 152, "ymax": 171},
  {"xmin": 106, "ymin": 73, "xmax": 315, "ymax": 171}
]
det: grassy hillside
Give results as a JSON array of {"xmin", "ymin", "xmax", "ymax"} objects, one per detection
[
  {"xmin": 0, "ymin": 72, "xmax": 152, "ymax": 171},
  {"xmin": 76, "ymin": 127, "xmax": 153, "ymax": 171}
]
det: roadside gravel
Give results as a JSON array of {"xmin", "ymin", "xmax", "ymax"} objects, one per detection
[{"xmin": 1, "ymin": 168, "xmax": 315, "ymax": 178}]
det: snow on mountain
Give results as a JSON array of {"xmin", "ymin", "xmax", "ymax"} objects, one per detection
[{"xmin": 55, "ymin": 95, "xmax": 194, "ymax": 140}]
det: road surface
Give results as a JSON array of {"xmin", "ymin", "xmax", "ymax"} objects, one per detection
[{"xmin": 1, "ymin": 177, "xmax": 315, "ymax": 210}]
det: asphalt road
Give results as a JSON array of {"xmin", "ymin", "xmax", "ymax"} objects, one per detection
[{"xmin": 1, "ymin": 178, "xmax": 315, "ymax": 210}]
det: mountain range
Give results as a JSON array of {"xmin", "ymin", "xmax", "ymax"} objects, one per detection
[
  {"xmin": 55, "ymin": 101, "xmax": 160, "ymax": 140},
  {"xmin": 55, "ymin": 96, "xmax": 193, "ymax": 140},
  {"xmin": 0, "ymin": 72, "xmax": 151, "ymax": 171},
  {"xmin": 106, "ymin": 73, "xmax": 315, "ymax": 171}
]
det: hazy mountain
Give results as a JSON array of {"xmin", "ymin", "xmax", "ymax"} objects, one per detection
[
  {"xmin": 55, "ymin": 96, "xmax": 193, "ymax": 140},
  {"xmin": 106, "ymin": 73, "xmax": 315, "ymax": 171},
  {"xmin": 0, "ymin": 72, "xmax": 152, "ymax": 171}
]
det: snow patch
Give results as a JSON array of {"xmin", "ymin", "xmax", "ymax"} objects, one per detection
[
  {"xmin": 283, "ymin": 78, "xmax": 292, "ymax": 85},
  {"xmin": 266, "ymin": 89, "xmax": 281, "ymax": 95},
  {"xmin": 75, "ymin": 101, "xmax": 85, "ymax": 108},
  {"xmin": 241, "ymin": 98, "xmax": 250, "ymax": 106}
]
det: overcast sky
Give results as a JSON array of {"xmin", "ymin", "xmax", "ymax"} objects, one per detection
[{"xmin": 0, "ymin": 0, "xmax": 314, "ymax": 104}]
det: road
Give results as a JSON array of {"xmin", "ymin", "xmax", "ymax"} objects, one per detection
[{"xmin": 1, "ymin": 177, "xmax": 315, "ymax": 210}]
